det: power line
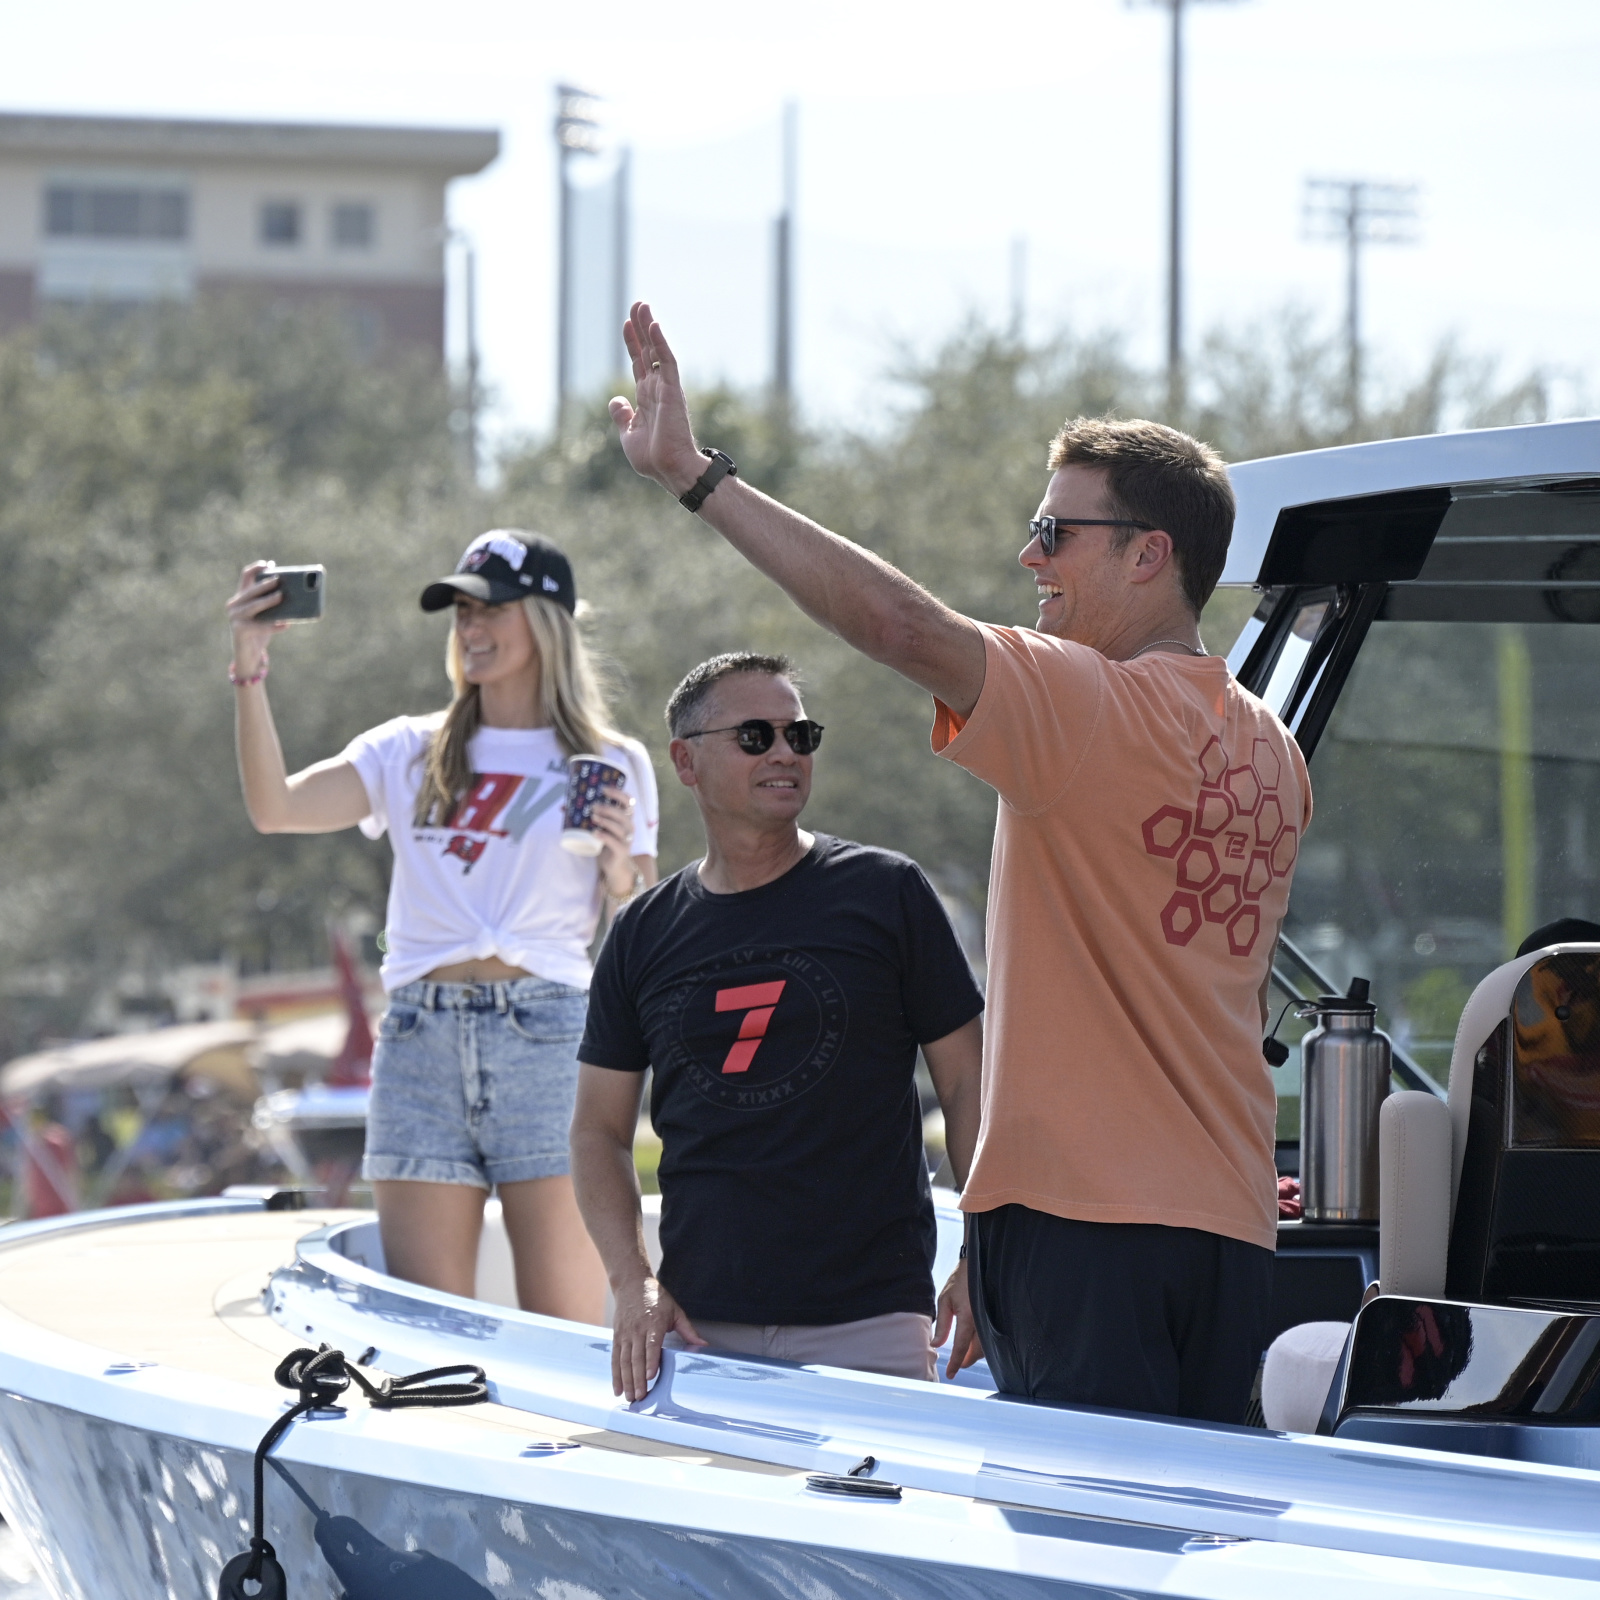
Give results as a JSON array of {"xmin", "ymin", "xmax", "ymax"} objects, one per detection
[{"xmin": 1303, "ymin": 177, "xmax": 1420, "ymax": 428}]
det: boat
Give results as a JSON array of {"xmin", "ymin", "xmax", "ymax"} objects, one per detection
[{"xmin": 0, "ymin": 417, "xmax": 1598, "ymax": 1597}]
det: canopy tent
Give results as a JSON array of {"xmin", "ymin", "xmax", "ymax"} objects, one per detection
[{"xmin": 0, "ymin": 1022, "xmax": 260, "ymax": 1100}]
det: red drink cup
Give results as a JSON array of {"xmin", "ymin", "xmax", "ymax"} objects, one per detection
[{"xmin": 560, "ymin": 755, "xmax": 627, "ymax": 857}]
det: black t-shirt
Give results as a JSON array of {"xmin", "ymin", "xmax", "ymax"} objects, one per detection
[{"xmin": 580, "ymin": 833, "xmax": 984, "ymax": 1326}]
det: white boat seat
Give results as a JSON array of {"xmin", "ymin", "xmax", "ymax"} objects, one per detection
[
  {"xmin": 1263, "ymin": 943, "xmax": 1600, "ymax": 1428},
  {"xmin": 1260, "ymin": 1320, "xmax": 1349, "ymax": 1433},
  {"xmin": 1377, "ymin": 1091, "xmax": 1451, "ymax": 1299}
]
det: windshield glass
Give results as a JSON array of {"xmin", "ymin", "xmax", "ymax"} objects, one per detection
[{"xmin": 1276, "ymin": 620, "xmax": 1600, "ymax": 1122}]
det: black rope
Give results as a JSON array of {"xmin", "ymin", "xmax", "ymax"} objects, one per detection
[
  {"xmin": 1262, "ymin": 997, "xmax": 1297, "ymax": 1067},
  {"xmin": 217, "ymin": 1345, "xmax": 487, "ymax": 1599}
]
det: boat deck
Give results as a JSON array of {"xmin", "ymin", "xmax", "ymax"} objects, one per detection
[{"xmin": 0, "ymin": 1208, "xmax": 798, "ymax": 1480}]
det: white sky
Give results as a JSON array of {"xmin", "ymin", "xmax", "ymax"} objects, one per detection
[{"xmin": 3, "ymin": 0, "xmax": 1598, "ymax": 445}]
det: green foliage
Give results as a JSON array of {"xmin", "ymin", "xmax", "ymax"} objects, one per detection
[
  {"xmin": 1402, "ymin": 967, "xmax": 1474, "ymax": 1041},
  {"xmin": 0, "ymin": 295, "xmax": 1555, "ymax": 1054}
]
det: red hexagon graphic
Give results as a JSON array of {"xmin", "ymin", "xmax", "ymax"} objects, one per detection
[
  {"xmin": 1176, "ymin": 838, "xmax": 1220, "ymax": 892},
  {"xmin": 1270, "ymin": 824, "xmax": 1299, "ymax": 878},
  {"xmin": 1198, "ymin": 736, "xmax": 1228, "ymax": 788},
  {"xmin": 1193, "ymin": 790, "xmax": 1234, "ymax": 838},
  {"xmin": 1141, "ymin": 805, "xmax": 1191, "ymax": 858},
  {"xmin": 1161, "ymin": 891, "xmax": 1203, "ymax": 946},
  {"xmin": 1227, "ymin": 904, "xmax": 1262, "ymax": 956},
  {"xmin": 1242, "ymin": 849, "xmax": 1273, "ymax": 901},
  {"xmin": 1254, "ymin": 794, "xmax": 1285, "ymax": 847},
  {"xmin": 1251, "ymin": 737, "xmax": 1282, "ymax": 792},
  {"xmin": 1223, "ymin": 765, "xmax": 1262, "ymax": 817},
  {"xmin": 1201, "ymin": 874, "xmax": 1243, "ymax": 924}
]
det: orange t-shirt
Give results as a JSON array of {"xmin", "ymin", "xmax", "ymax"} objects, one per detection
[{"xmin": 934, "ymin": 625, "xmax": 1311, "ymax": 1251}]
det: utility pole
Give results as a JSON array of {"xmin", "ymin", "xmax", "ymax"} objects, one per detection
[
  {"xmin": 442, "ymin": 227, "xmax": 480, "ymax": 478},
  {"xmin": 1303, "ymin": 177, "xmax": 1419, "ymax": 430},
  {"xmin": 1137, "ymin": 0, "xmax": 1244, "ymax": 418},
  {"xmin": 554, "ymin": 85, "xmax": 601, "ymax": 422},
  {"xmin": 772, "ymin": 100, "xmax": 798, "ymax": 410},
  {"xmin": 1009, "ymin": 236, "xmax": 1028, "ymax": 341},
  {"xmin": 461, "ymin": 234, "xmax": 480, "ymax": 479},
  {"xmin": 613, "ymin": 145, "xmax": 632, "ymax": 383}
]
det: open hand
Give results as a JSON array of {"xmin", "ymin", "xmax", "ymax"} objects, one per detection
[
  {"xmin": 609, "ymin": 302, "xmax": 706, "ymax": 497},
  {"xmin": 933, "ymin": 1258, "xmax": 985, "ymax": 1380},
  {"xmin": 612, "ymin": 1273, "xmax": 705, "ymax": 1402}
]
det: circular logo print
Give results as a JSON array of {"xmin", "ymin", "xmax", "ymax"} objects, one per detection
[{"xmin": 664, "ymin": 946, "xmax": 849, "ymax": 1110}]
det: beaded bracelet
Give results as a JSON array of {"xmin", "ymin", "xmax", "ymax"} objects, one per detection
[{"xmin": 229, "ymin": 657, "xmax": 269, "ymax": 687}]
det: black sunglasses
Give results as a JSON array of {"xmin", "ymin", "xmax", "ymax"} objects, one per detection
[
  {"xmin": 683, "ymin": 718, "xmax": 825, "ymax": 755},
  {"xmin": 1028, "ymin": 515, "xmax": 1155, "ymax": 555}
]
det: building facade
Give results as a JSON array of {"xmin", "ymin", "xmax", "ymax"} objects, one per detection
[{"xmin": 0, "ymin": 112, "xmax": 498, "ymax": 357}]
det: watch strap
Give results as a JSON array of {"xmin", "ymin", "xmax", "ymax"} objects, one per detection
[{"xmin": 679, "ymin": 448, "xmax": 738, "ymax": 514}]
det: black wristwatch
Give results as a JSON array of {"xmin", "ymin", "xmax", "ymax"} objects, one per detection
[{"xmin": 679, "ymin": 447, "xmax": 738, "ymax": 514}]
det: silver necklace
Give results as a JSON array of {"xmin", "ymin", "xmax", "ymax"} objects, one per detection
[{"xmin": 1130, "ymin": 638, "xmax": 1205, "ymax": 659}]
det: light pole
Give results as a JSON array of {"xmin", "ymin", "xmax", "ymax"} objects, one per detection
[
  {"xmin": 1137, "ymin": 0, "xmax": 1244, "ymax": 418},
  {"xmin": 554, "ymin": 85, "xmax": 601, "ymax": 421},
  {"xmin": 446, "ymin": 228, "xmax": 480, "ymax": 478},
  {"xmin": 1009, "ymin": 235, "xmax": 1028, "ymax": 342},
  {"xmin": 772, "ymin": 100, "xmax": 798, "ymax": 411},
  {"xmin": 613, "ymin": 144, "xmax": 632, "ymax": 385},
  {"xmin": 1303, "ymin": 177, "xmax": 1419, "ymax": 429}
]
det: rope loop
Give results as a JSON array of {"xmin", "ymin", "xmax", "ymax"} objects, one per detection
[
  {"xmin": 353, "ymin": 1362, "xmax": 491, "ymax": 1409},
  {"xmin": 219, "ymin": 1344, "xmax": 489, "ymax": 1599},
  {"xmin": 273, "ymin": 1345, "xmax": 353, "ymax": 1412}
]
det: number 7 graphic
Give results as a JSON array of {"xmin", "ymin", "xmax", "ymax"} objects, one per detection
[{"xmin": 714, "ymin": 980, "xmax": 788, "ymax": 1074}]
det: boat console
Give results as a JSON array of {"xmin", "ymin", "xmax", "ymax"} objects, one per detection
[{"xmin": 1309, "ymin": 945, "xmax": 1600, "ymax": 1461}]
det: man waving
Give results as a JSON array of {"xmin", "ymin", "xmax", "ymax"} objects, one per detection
[{"xmin": 603, "ymin": 303, "xmax": 1310, "ymax": 1425}]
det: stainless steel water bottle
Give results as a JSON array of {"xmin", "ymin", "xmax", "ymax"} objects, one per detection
[{"xmin": 1299, "ymin": 978, "xmax": 1392, "ymax": 1223}]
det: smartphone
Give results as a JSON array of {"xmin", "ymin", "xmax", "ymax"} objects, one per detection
[{"xmin": 263, "ymin": 564, "xmax": 325, "ymax": 623}]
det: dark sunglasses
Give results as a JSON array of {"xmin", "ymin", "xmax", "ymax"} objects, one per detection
[
  {"xmin": 683, "ymin": 718, "xmax": 825, "ymax": 755},
  {"xmin": 1028, "ymin": 515, "xmax": 1154, "ymax": 556}
]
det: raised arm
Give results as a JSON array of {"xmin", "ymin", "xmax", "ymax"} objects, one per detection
[
  {"xmin": 227, "ymin": 561, "xmax": 373, "ymax": 834},
  {"xmin": 609, "ymin": 304, "xmax": 988, "ymax": 719}
]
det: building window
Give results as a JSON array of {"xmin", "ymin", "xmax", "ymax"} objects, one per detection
[
  {"xmin": 331, "ymin": 202, "xmax": 374, "ymax": 249},
  {"xmin": 45, "ymin": 185, "xmax": 188, "ymax": 241},
  {"xmin": 260, "ymin": 202, "xmax": 301, "ymax": 246}
]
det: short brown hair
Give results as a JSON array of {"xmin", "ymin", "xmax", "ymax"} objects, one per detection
[{"xmin": 1047, "ymin": 417, "xmax": 1234, "ymax": 613}]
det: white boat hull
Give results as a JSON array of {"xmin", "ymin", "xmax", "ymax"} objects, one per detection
[{"xmin": 0, "ymin": 1200, "xmax": 1596, "ymax": 1599}]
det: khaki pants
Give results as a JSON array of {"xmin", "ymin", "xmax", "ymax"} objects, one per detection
[{"xmin": 669, "ymin": 1310, "xmax": 937, "ymax": 1382}]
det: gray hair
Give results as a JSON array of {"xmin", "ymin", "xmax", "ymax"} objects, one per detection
[{"xmin": 666, "ymin": 652, "xmax": 798, "ymax": 738}]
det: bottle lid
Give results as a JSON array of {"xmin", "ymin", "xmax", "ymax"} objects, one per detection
[{"xmin": 1299, "ymin": 976, "xmax": 1376, "ymax": 1016}]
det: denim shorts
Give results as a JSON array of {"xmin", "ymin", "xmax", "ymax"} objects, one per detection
[{"xmin": 362, "ymin": 977, "xmax": 588, "ymax": 1190}]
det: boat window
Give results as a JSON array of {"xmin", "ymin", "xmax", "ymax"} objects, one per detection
[{"xmin": 1281, "ymin": 620, "xmax": 1600, "ymax": 1095}]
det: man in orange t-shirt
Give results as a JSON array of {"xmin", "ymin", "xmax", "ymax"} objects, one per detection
[{"xmin": 607, "ymin": 302, "xmax": 1309, "ymax": 1423}]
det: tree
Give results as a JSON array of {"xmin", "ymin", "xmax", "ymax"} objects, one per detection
[{"xmin": 0, "ymin": 299, "xmax": 1555, "ymax": 1051}]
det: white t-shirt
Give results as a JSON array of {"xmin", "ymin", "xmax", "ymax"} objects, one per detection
[{"xmin": 342, "ymin": 715, "xmax": 659, "ymax": 992}]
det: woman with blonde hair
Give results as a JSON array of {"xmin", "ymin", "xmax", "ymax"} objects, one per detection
[{"xmin": 227, "ymin": 531, "xmax": 657, "ymax": 1319}]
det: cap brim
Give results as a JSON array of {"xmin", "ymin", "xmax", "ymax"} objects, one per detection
[{"xmin": 419, "ymin": 574, "xmax": 529, "ymax": 612}]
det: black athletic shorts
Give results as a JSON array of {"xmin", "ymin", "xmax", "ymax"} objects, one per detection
[{"xmin": 967, "ymin": 1204, "xmax": 1273, "ymax": 1423}]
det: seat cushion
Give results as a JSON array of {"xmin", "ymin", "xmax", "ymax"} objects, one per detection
[
  {"xmin": 1261, "ymin": 1320, "xmax": 1350, "ymax": 1433},
  {"xmin": 1379, "ymin": 1092, "xmax": 1452, "ymax": 1299}
]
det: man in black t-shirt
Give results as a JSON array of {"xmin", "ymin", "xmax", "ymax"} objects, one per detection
[{"xmin": 572, "ymin": 652, "xmax": 984, "ymax": 1401}]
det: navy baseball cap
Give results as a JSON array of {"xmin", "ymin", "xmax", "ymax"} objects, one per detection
[{"xmin": 420, "ymin": 530, "xmax": 577, "ymax": 614}]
